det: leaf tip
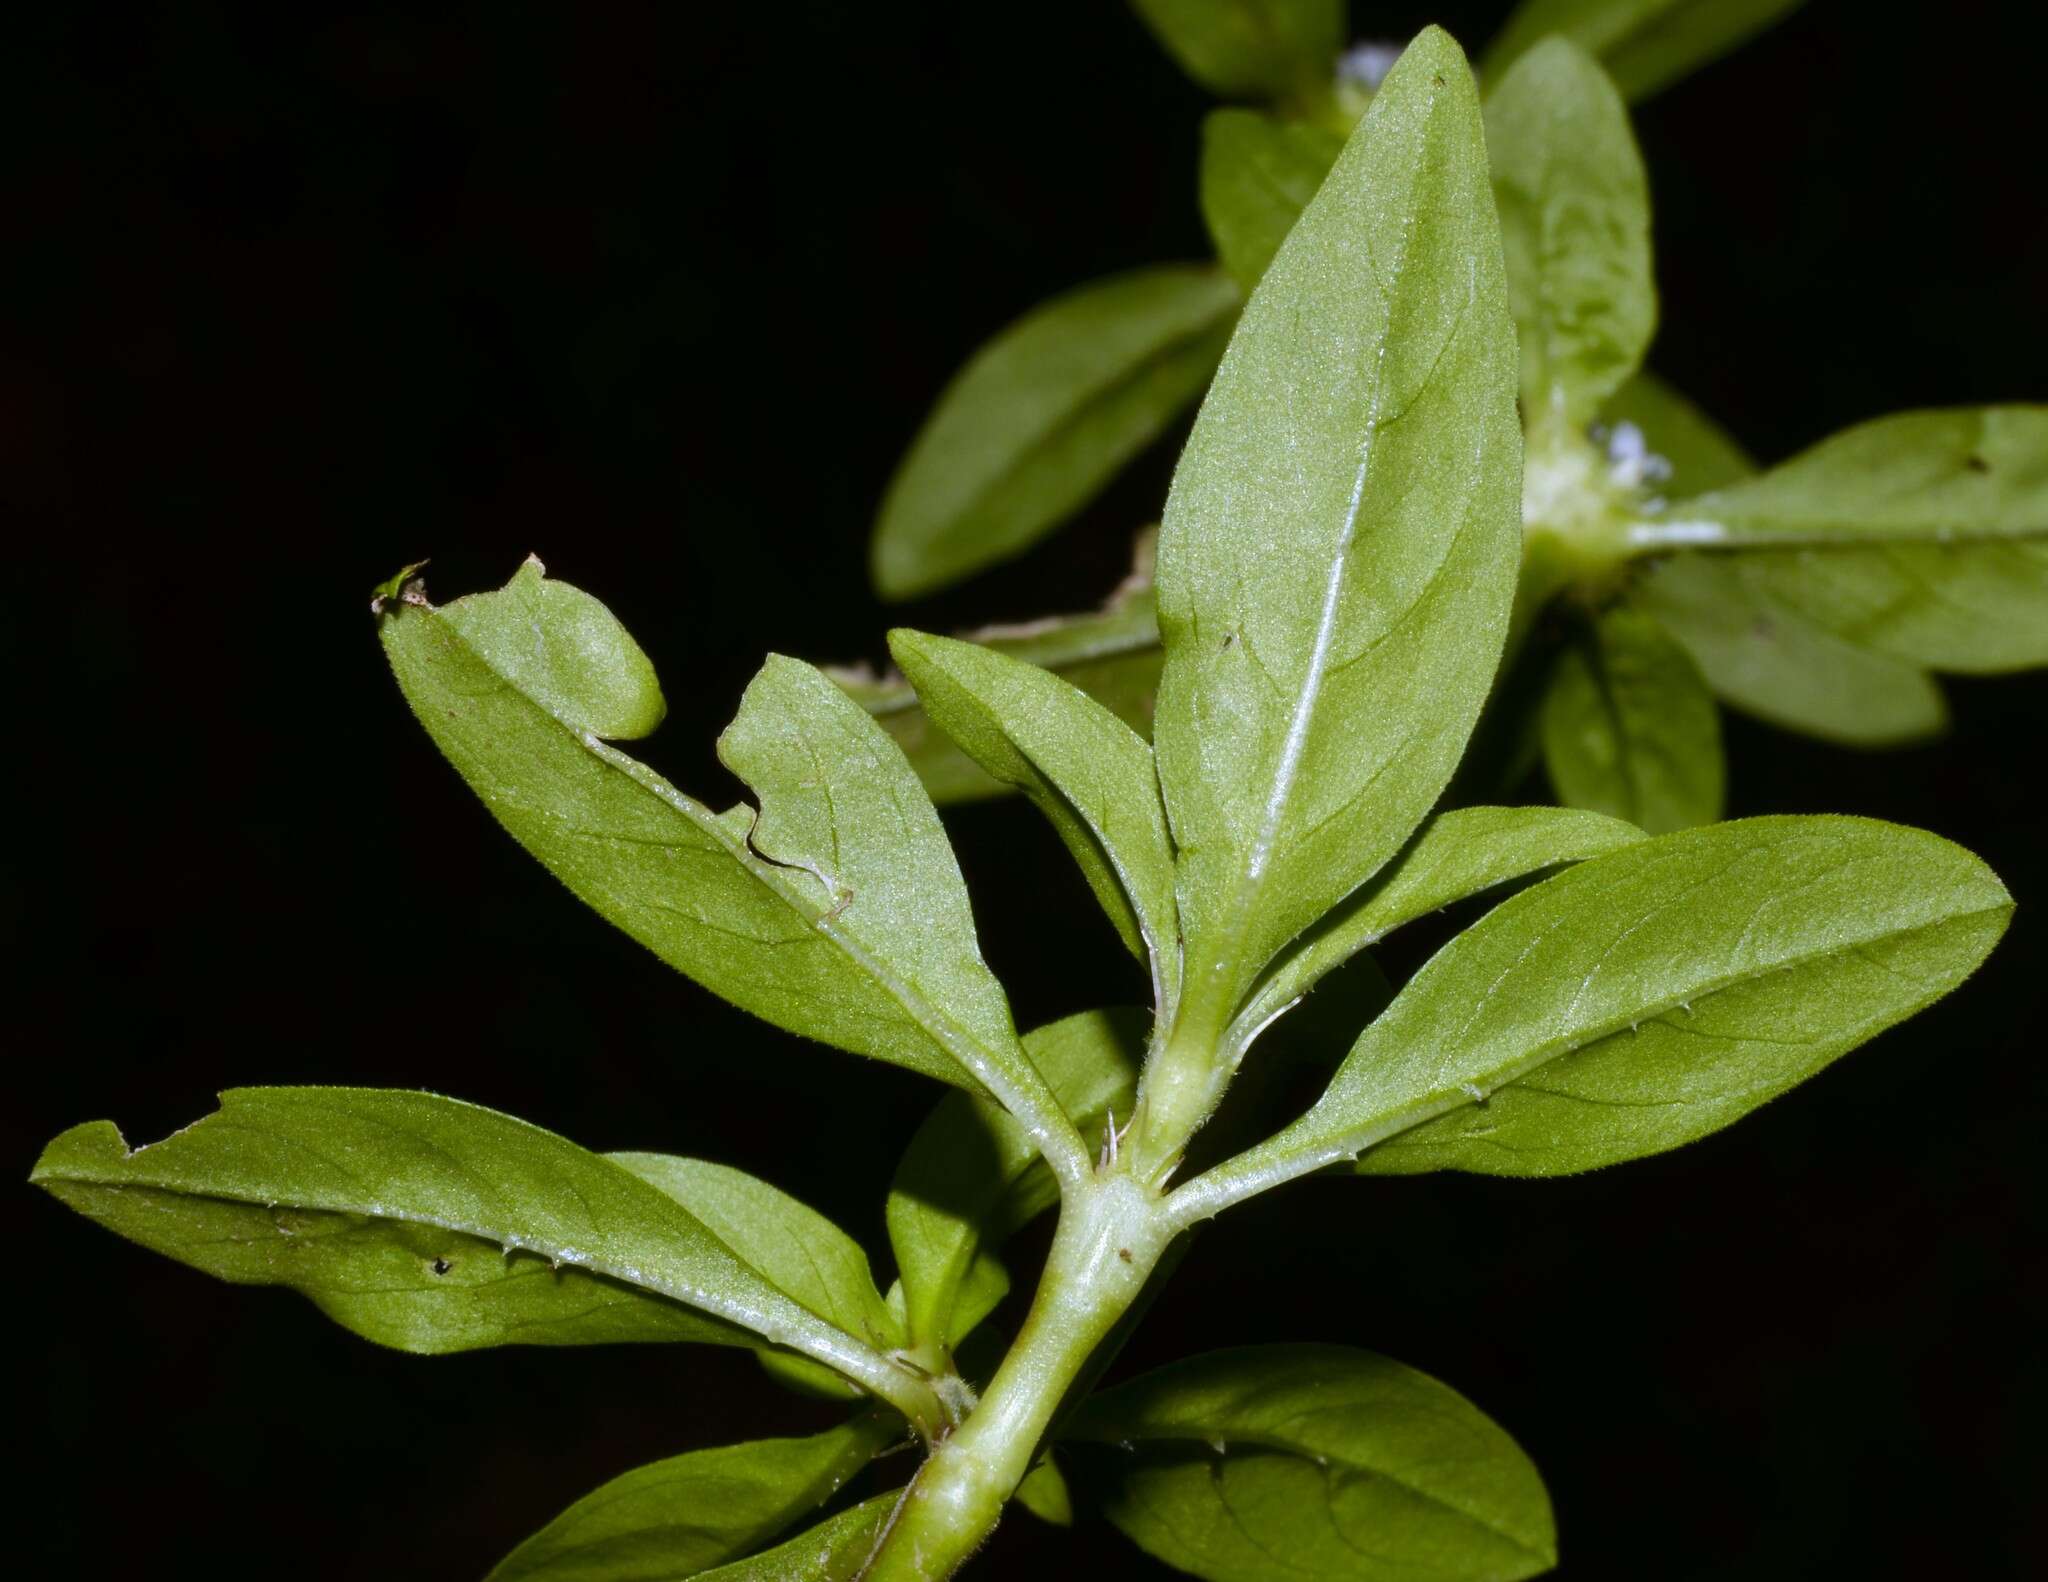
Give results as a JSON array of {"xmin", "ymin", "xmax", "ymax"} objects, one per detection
[{"xmin": 29, "ymin": 1119, "xmax": 132, "ymax": 1186}]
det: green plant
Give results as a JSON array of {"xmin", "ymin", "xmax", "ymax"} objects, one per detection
[
  {"xmin": 30, "ymin": 29, "xmax": 2014, "ymax": 1582},
  {"xmin": 858, "ymin": 0, "xmax": 2047, "ymax": 834}
]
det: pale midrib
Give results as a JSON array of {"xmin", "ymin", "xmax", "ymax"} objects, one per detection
[
  {"xmin": 1627, "ymin": 515, "xmax": 2048, "ymax": 553},
  {"xmin": 61, "ymin": 1168, "xmax": 915, "ymax": 1403},
  {"xmin": 1195, "ymin": 369, "xmax": 1381, "ymax": 1025},
  {"xmin": 1187, "ymin": 82, "xmax": 1454, "ymax": 1014}
]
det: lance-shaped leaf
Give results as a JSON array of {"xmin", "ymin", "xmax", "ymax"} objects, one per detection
[
  {"xmin": 1599, "ymin": 369, "xmax": 1752, "ymax": 493},
  {"xmin": 382, "ymin": 562, "xmax": 1082, "ymax": 1176},
  {"xmin": 1637, "ymin": 553, "xmax": 1949, "ymax": 745},
  {"xmin": 1130, "ymin": 0, "xmax": 1345, "ymax": 101},
  {"xmin": 1645, "ymin": 407, "xmax": 2048, "ymax": 550},
  {"xmin": 1716, "ymin": 541, "xmax": 2048, "ymax": 675},
  {"xmin": 1484, "ymin": 0, "xmax": 1807, "ymax": 103},
  {"xmin": 889, "ymin": 1010, "xmax": 1144, "ymax": 1352},
  {"xmin": 889, "ymin": 628, "xmax": 1179, "ymax": 1007},
  {"xmin": 1200, "ymin": 109, "xmax": 1342, "ymax": 294},
  {"xmin": 690, "ymin": 1495, "xmax": 898, "ymax": 1581},
  {"xmin": 1154, "ymin": 28, "xmax": 1523, "ymax": 1023},
  {"xmin": 835, "ymin": 536, "xmax": 1166, "ymax": 805},
  {"xmin": 1486, "ymin": 38, "xmax": 1655, "ymax": 431},
  {"xmin": 28, "ymin": 1089, "xmax": 929, "ymax": 1411},
  {"xmin": 1191, "ymin": 818, "xmax": 2008, "ymax": 1196},
  {"xmin": 871, "ymin": 267, "xmax": 1239, "ymax": 600},
  {"xmin": 611, "ymin": 1154, "xmax": 901, "ymax": 1358},
  {"xmin": 1233, "ymin": 805, "xmax": 1644, "ymax": 1048},
  {"xmin": 1067, "ymin": 1345, "xmax": 1555, "ymax": 1582},
  {"xmin": 488, "ymin": 1416, "xmax": 896, "ymax": 1582},
  {"xmin": 1541, "ymin": 605, "xmax": 1724, "ymax": 834}
]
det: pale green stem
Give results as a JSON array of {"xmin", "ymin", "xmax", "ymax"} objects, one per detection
[{"xmin": 858, "ymin": 1173, "xmax": 1171, "ymax": 1580}]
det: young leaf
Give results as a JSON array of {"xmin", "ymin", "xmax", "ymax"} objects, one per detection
[
  {"xmin": 1067, "ymin": 1345, "xmax": 1555, "ymax": 1581},
  {"xmin": 1199, "ymin": 109, "xmax": 1342, "ymax": 294},
  {"xmin": 609, "ymin": 1154, "xmax": 901, "ymax": 1357},
  {"xmin": 1154, "ymin": 27, "xmax": 1523, "ymax": 1023},
  {"xmin": 382, "ymin": 562, "xmax": 1085, "ymax": 1178},
  {"xmin": 1541, "ymin": 605, "xmax": 1724, "ymax": 834},
  {"xmin": 487, "ymin": 1416, "xmax": 895, "ymax": 1582},
  {"xmin": 1717, "ymin": 542, "xmax": 2048, "ymax": 675},
  {"xmin": 888, "ymin": 628, "xmax": 1179, "ymax": 1009},
  {"xmin": 1636, "ymin": 553, "xmax": 1949, "ymax": 745},
  {"xmin": 28, "ymin": 1090, "xmax": 924, "ymax": 1408},
  {"xmin": 1647, "ymin": 407, "xmax": 2048, "ymax": 549},
  {"xmin": 835, "ymin": 536, "xmax": 1165, "ymax": 804},
  {"xmin": 871, "ymin": 267, "xmax": 1239, "ymax": 600},
  {"xmin": 888, "ymin": 1010, "xmax": 1144, "ymax": 1352},
  {"xmin": 1486, "ymin": 38, "xmax": 1655, "ymax": 430},
  {"xmin": 689, "ymin": 1494, "xmax": 899, "ymax": 1581},
  {"xmin": 1484, "ymin": 0, "xmax": 1807, "ymax": 104},
  {"xmin": 1189, "ymin": 818, "xmax": 2009, "ymax": 1199},
  {"xmin": 1234, "ymin": 805, "xmax": 1645, "ymax": 1047},
  {"xmin": 1599, "ymin": 370, "xmax": 1753, "ymax": 493},
  {"xmin": 1130, "ymin": 0, "xmax": 1345, "ymax": 101}
]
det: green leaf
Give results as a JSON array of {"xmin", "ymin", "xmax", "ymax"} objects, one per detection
[
  {"xmin": 487, "ymin": 1417, "xmax": 895, "ymax": 1582},
  {"xmin": 1014, "ymin": 1453, "xmax": 1075, "ymax": 1526},
  {"xmin": 1130, "ymin": 0, "xmax": 1345, "ymax": 101},
  {"xmin": 382, "ymin": 561, "xmax": 1082, "ymax": 1175},
  {"xmin": 837, "ymin": 538, "xmax": 1166, "ymax": 805},
  {"xmin": 1484, "ymin": 0, "xmax": 1807, "ymax": 103},
  {"xmin": 690, "ymin": 1495, "xmax": 899, "ymax": 1581},
  {"xmin": 872, "ymin": 267, "xmax": 1239, "ymax": 599},
  {"xmin": 1228, "ymin": 817, "xmax": 2010, "ymax": 1182},
  {"xmin": 609, "ymin": 1154, "xmax": 900, "ymax": 1357},
  {"xmin": 1650, "ymin": 407, "xmax": 2048, "ymax": 550},
  {"xmin": 28, "ymin": 1090, "xmax": 915, "ymax": 1401},
  {"xmin": 1486, "ymin": 38, "xmax": 1655, "ymax": 431},
  {"xmin": 1199, "ymin": 109, "xmax": 1342, "ymax": 294},
  {"xmin": 1638, "ymin": 553, "xmax": 1949, "ymax": 745},
  {"xmin": 1234, "ymin": 805, "xmax": 1646, "ymax": 1048},
  {"xmin": 1624, "ymin": 402, "xmax": 2048, "ymax": 681},
  {"xmin": 1599, "ymin": 370, "xmax": 1753, "ymax": 493},
  {"xmin": 1541, "ymin": 605, "xmax": 1724, "ymax": 834},
  {"xmin": 1713, "ymin": 542, "xmax": 2048, "ymax": 675},
  {"xmin": 1154, "ymin": 28, "xmax": 1523, "ymax": 1023},
  {"xmin": 1067, "ymin": 1345, "xmax": 1555, "ymax": 1581},
  {"xmin": 888, "ymin": 1010, "xmax": 1144, "ymax": 1352},
  {"xmin": 888, "ymin": 628, "xmax": 1179, "ymax": 1009}
]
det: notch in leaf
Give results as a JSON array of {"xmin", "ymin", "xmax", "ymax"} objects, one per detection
[{"xmin": 377, "ymin": 557, "xmax": 1088, "ymax": 1184}]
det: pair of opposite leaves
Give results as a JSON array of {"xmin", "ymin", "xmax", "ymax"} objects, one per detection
[
  {"xmin": 873, "ymin": 0, "xmax": 1820, "ymax": 597},
  {"xmin": 863, "ymin": 3, "xmax": 2047, "ymax": 838},
  {"xmin": 33, "ymin": 23, "xmax": 2015, "ymax": 1582}
]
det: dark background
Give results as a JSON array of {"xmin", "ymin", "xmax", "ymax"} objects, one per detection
[{"xmin": 8, "ymin": 2, "xmax": 2042, "ymax": 1576}]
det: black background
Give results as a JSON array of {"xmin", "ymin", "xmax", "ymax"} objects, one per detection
[{"xmin": 9, "ymin": 2, "xmax": 2043, "ymax": 1577}]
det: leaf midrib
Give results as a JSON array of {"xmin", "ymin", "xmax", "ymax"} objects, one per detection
[
  {"xmin": 1307, "ymin": 895, "xmax": 2010, "ymax": 1163},
  {"xmin": 50, "ymin": 1152, "xmax": 898, "ymax": 1378}
]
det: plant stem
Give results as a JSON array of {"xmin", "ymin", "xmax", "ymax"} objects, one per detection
[{"xmin": 859, "ymin": 1173, "xmax": 1170, "ymax": 1580}]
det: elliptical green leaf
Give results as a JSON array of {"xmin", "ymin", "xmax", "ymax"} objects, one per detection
[{"xmin": 1153, "ymin": 27, "xmax": 1523, "ymax": 1027}]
